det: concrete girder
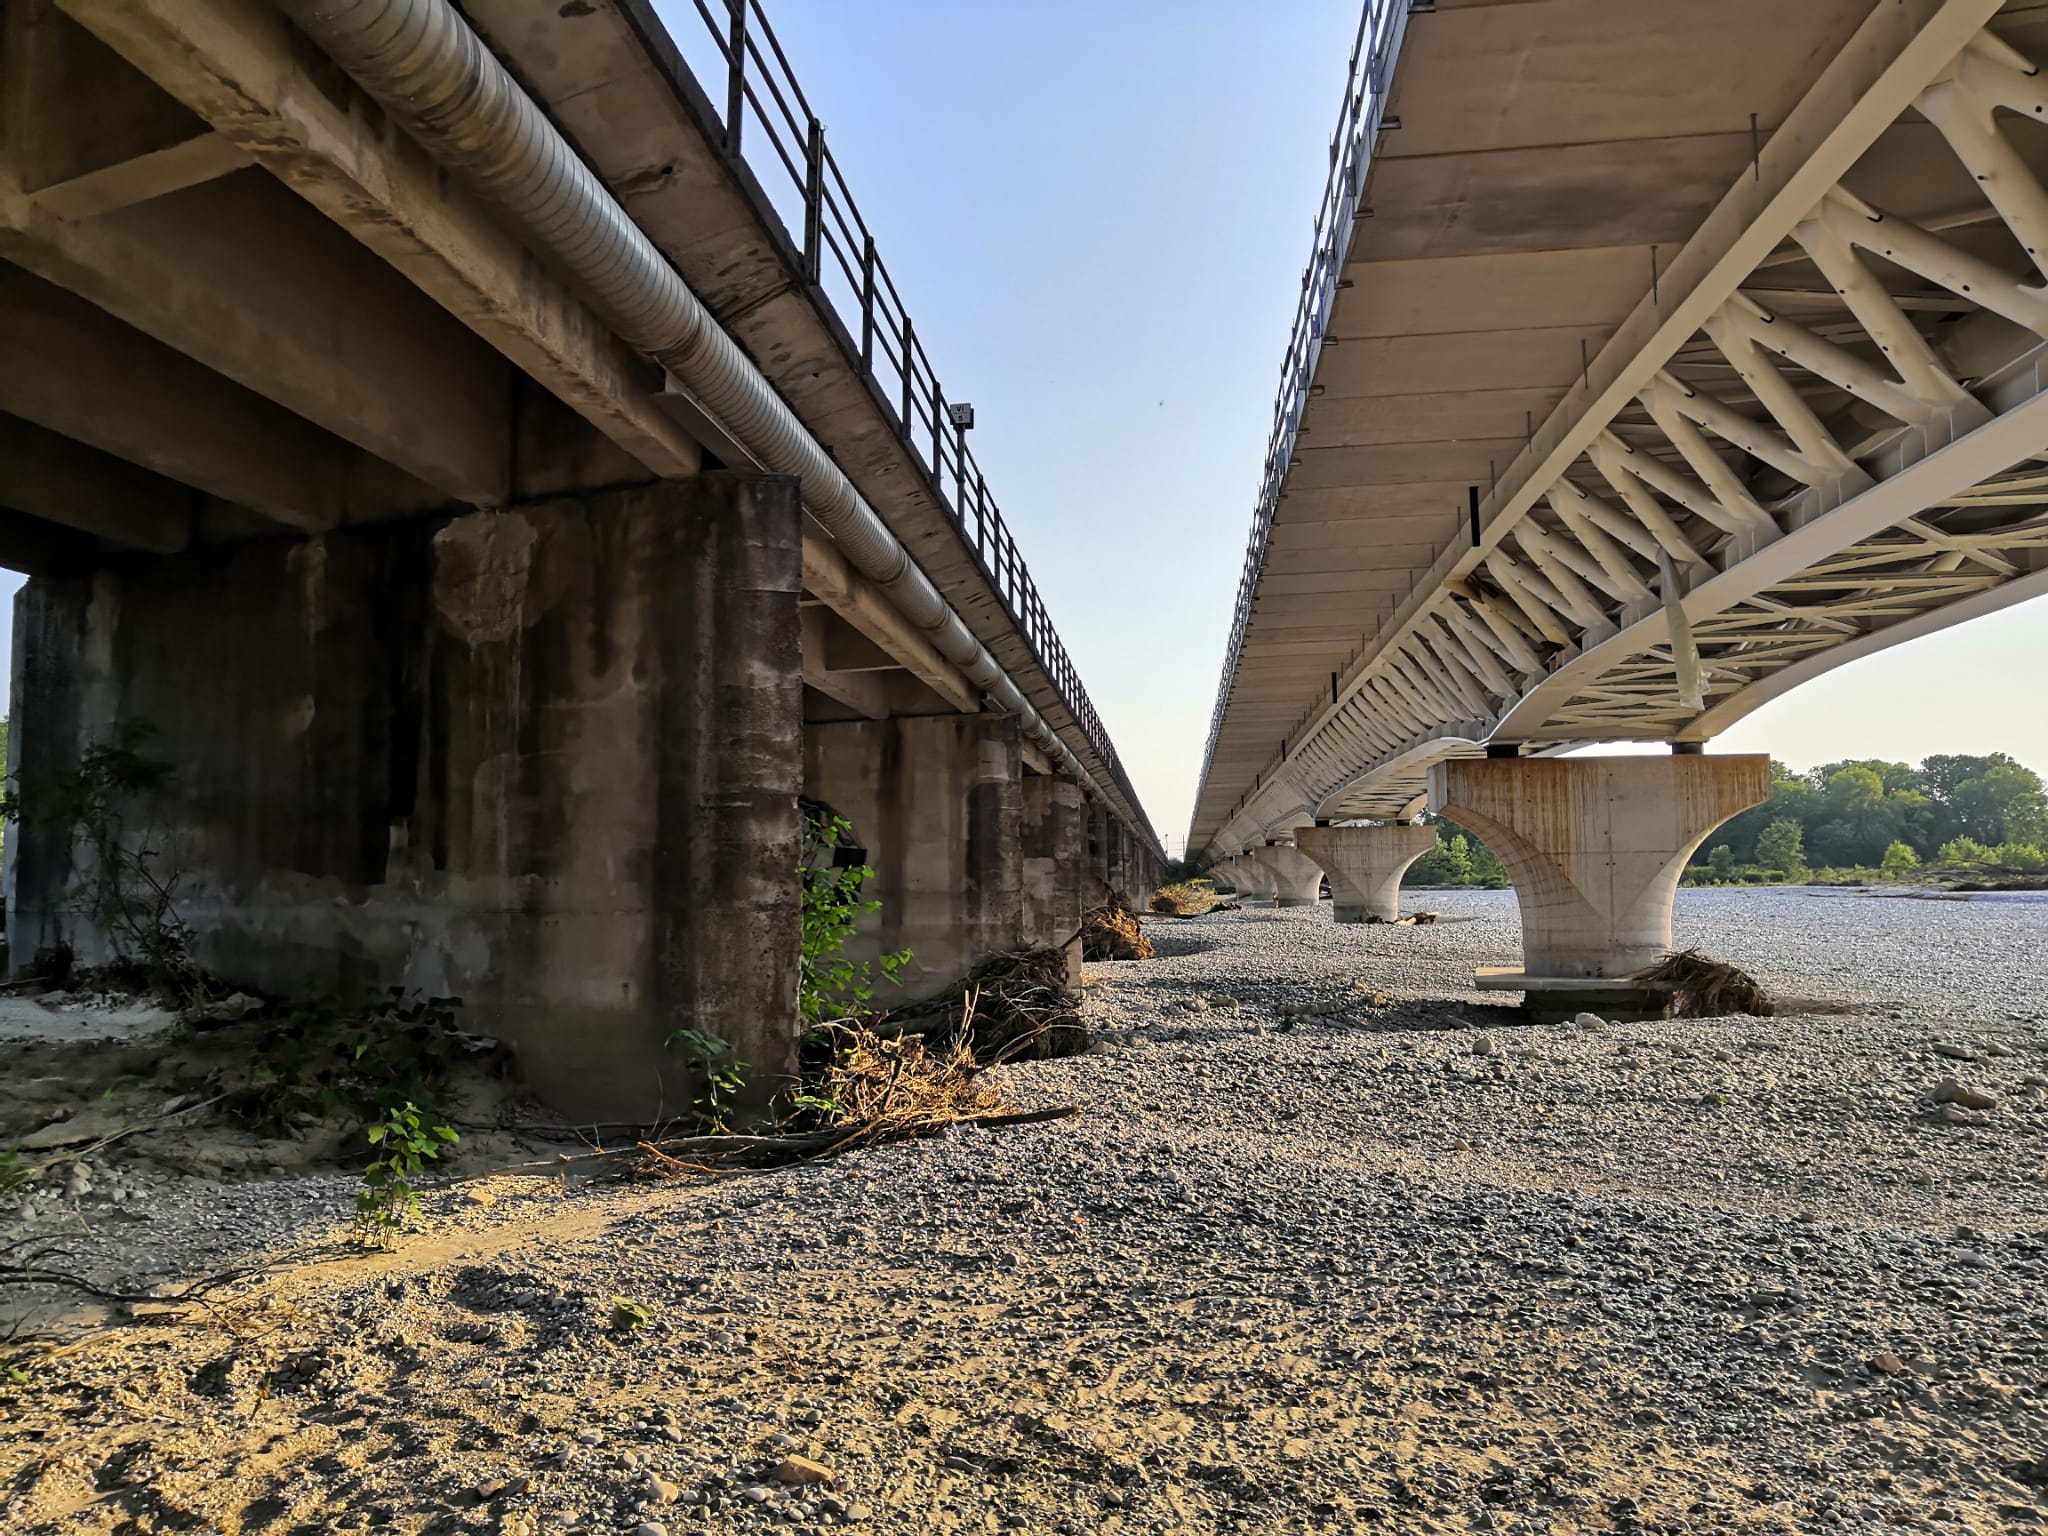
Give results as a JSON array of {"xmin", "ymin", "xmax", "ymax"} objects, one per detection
[
  {"xmin": 52, "ymin": 0, "xmax": 706, "ymax": 488},
  {"xmin": 0, "ymin": 413, "xmax": 197, "ymax": 554},
  {"xmin": 798, "ymin": 535, "xmax": 980, "ymax": 715},
  {"xmin": 0, "ymin": 264, "xmax": 347, "ymax": 531}
]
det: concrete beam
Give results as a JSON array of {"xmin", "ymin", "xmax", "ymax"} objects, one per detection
[
  {"xmin": 799, "ymin": 534, "xmax": 979, "ymax": 715},
  {"xmin": 0, "ymin": 412, "xmax": 194, "ymax": 553},
  {"xmin": 0, "ymin": 264, "xmax": 347, "ymax": 530},
  {"xmin": 799, "ymin": 606, "xmax": 890, "ymax": 721},
  {"xmin": 51, "ymin": 0, "xmax": 704, "ymax": 487},
  {"xmin": 0, "ymin": 506, "xmax": 97, "ymax": 574},
  {"xmin": 27, "ymin": 130, "xmax": 246, "ymax": 220},
  {"xmin": 0, "ymin": 169, "xmax": 514, "ymax": 508}
]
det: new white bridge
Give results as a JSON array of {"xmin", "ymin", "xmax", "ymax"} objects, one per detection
[{"xmin": 1195, "ymin": 0, "xmax": 2048, "ymax": 998}]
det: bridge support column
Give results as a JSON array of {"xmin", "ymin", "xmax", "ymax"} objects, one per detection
[
  {"xmin": 803, "ymin": 713, "xmax": 1024, "ymax": 1004},
  {"xmin": 1022, "ymin": 773, "xmax": 1086, "ymax": 979},
  {"xmin": 6, "ymin": 475, "xmax": 805, "ymax": 1124},
  {"xmin": 1086, "ymin": 803, "xmax": 1114, "ymax": 906},
  {"xmin": 1295, "ymin": 824, "xmax": 1439, "ymax": 923},
  {"xmin": 1226, "ymin": 856, "xmax": 1276, "ymax": 904},
  {"xmin": 1252, "ymin": 843, "xmax": 1324, "ymax": 907},
  {"xmin": 1428, "ymin": 755, "xmax": 1770, "ymax": 1005}
]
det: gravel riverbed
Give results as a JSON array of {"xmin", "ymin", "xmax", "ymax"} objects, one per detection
[{"xmin": 4, "ymin": 888, "xmax": 2046, "ymax": 1535}]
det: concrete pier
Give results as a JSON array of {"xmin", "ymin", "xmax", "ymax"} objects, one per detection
[
  {"xmin": 1219, "ymin": 856, "xmax": 1274, "ymax": 904},
  {"xmin": 803, "ymin": 714, "xmax": 1026, "ymax": 1004},
  {"xmin": 8, "ymin": 475, "xmax": 806, "ymax": 1122},
  {"xmin": 1428, "ymin": 755, "xmax": 1771, "ymax": 990},
  {"xmin": 1252, "ymin": 843, "xmax": 1325, "ymax": 908},
  {"xmin": 1295, "ymin": 824, "xmax": 1439, "ymax": 923},
  {"xmin": 1022, "ymin": 773, "xmax": 1087, "ymax": 975}
]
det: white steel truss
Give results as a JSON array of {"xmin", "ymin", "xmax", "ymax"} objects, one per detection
[{"xmin": 1217, "ymin": 8, "xmax": 2048, "ymax": 850}]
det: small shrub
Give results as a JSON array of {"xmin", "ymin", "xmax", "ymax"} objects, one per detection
[
  {"xmin": 799, "ymin": 810, "xmax": 910, "ymax": 1026},
  {"xmin": 664, "ymin": 1027, "xmax": 747, "ymax": 1132},
  {"xmin": 356, "ymin": 1100, "xmax": 458, "ymax": 1236},
  {"xmin": 609, "ymin": 1297, "xmax": 654, "ymax": 1332}
]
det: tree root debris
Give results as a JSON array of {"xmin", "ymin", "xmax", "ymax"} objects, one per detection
[
  {"xmin": 873, "ymin": 947, "xmax": 1086, "ymax": 1062},
  {"xmin": 1081, "ymin": 901, "xmax": 1153, "ymax": 962},
  {"xmin": 1643, "ymin": 948, "xmax": 1775, "ymax": 1018}
]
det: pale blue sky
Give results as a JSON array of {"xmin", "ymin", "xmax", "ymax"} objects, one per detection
[{"xmin": 7, "ymin": 0, "xmax": 2044, "ymax": 852}]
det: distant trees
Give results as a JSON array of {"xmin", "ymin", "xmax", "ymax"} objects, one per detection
[
  {"xmin": 1402, "ymin": 818, "xmax": 1509, "ymax": 889},
  {"xmin": 1755, "ymin": 819, "xmax": 1808, "ymax": 879},
  {"xmin": 1692, "ymin": 751, "xmax": 2047, "ymax": 883}
]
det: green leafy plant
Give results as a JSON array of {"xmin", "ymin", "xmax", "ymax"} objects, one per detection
[
  {"xmin": 237, "ymin": 989, "xmax": 467, "ymax": 1134},
  {"xmin": 0, "ymin": 721, "xmax": 207, "ymax": 1002},
  {"xmin": 799, "ymin": 810, "xmax": 909, "ymax": 1026},
  {"xmin": 609, "ymin": 1297, "xmax": 654, "ymax": 1332},
  {"xmin": 356, "ymin": 1100, "xmax": 458, "ymax": 1236},
  {"xmin": 0, "ymin": 1145, "xmax": 24, "ymax": 1200},
  {"xmin": 664, "ymin": 1027, "xmax": 747, "ymax": 1132}
]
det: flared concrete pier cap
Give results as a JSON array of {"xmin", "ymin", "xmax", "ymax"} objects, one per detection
[
  {"xmin": 1295, "ymin": 823, "xmax": 1440, "ymax": 923},
  {"xmin": 1251, "ymin": 843, "xmax": 1325, "ymax": 907},
  {"xmin": 1428, "ymin": 754, "xmax": 1770, "ymax": 984}
]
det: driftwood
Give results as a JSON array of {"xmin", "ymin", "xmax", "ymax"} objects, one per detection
[
  {"xmin": 1643, "ymin": 948, "xmax": 1774, "ymax": 1018},
  {"xmin": 635, "ymin": 1104, "xmax": 1078, "ymax": 1180},
  {"xmin": 1081, "ymin": 902, "xmax": 1152, "ymax": 961}
]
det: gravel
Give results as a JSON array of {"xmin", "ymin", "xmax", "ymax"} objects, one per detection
[{"xmin": 3, "ymin": 888, "xmax": 2045, "ymax": 1534}]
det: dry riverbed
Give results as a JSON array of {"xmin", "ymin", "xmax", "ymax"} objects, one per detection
[{"xmin": 3, "ymin": 888, "xmax": 2046, "ymax": 1534}]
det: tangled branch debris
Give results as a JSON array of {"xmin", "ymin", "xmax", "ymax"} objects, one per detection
[
  {"xmin": 1081, "ymin": 901, "xmax": 1153, "ymax": 962},
  {"xmin": 1149, "ymin": 881, "xmax": 1219, "ymax": 917},
  {"xmin": 1644, "ymin": 948, "xmax": 1774, "ymax": 1018},
  {"xmin": 876, "ymin": 948, "xmax": 1087, "ymax": 1062},
  {"xmin": 636, "ymin": 1025, "xmax": 1075, "ymax": 1182}
]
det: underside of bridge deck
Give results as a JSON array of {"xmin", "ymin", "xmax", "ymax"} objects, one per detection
[{"xmin": 1196, "ymin": 0, "xmax": 2048, "ymax": 862}]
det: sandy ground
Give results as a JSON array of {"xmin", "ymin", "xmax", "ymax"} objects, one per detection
[{"xmin": 2, "ymin": 888, "xmax": 2045, "ymax": 1535}]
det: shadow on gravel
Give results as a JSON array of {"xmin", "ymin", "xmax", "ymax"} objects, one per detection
[{"xmin": 1144, "ymin": 932, "xmax": 1220, "ymax": 959}]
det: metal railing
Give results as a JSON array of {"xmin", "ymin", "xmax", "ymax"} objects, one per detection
[
  {"xmin": 1194, "ymin": 0, "xmax": 1415, "ymax": 814},
  {"xmin": 681, "ymin": 0, "xmax": 1143, "ymax": 830}
]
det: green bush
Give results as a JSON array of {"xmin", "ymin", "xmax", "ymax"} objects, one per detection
[{"xmin": 799, "ymin": 810, "xmax": 909, "ymax": 1026}]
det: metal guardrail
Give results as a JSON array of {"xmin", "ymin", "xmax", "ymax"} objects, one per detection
[
  {"xmin": 1194, "ymin": 0, "xmax": 1414, "ymax": 821},
  {"xmin": 680, "ymin": 0, "xmax": 1147, "ymax": 837}
]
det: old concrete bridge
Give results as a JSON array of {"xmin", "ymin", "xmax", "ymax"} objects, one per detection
[
  {"xmin": 1199, "ymin": 0, "xmax": 2048, "ymax": 1005},
  {"xmin": 0, "ymin": 0, "xmax": 1163, "ymax": 1120}
]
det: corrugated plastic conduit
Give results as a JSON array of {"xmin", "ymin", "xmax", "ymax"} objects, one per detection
[{"xmin": 276, "ymin": 0, "xmax": 1112, "ymax": 803}]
